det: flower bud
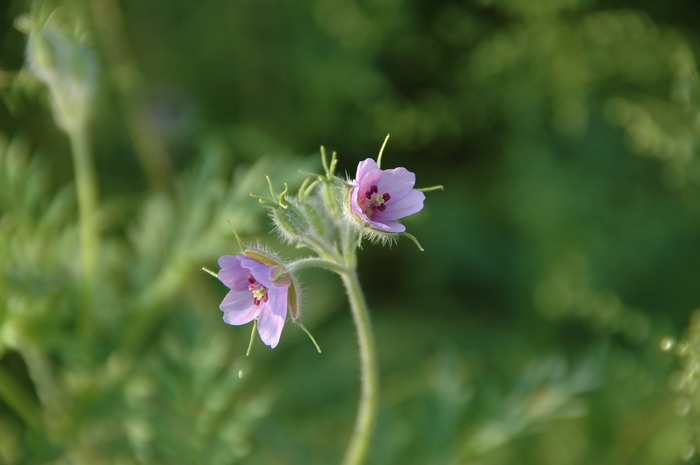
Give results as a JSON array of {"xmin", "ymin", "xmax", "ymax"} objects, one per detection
[
  {"xmin": 269, "ymin": 197, "xmax": 311, "ymax": 243},
  {"xmin": 321, "ymin": 181, "xmax": 341, "ymax": 219},
  {"xmin": 301, "ymin": 199, "xmax": 329, "ymax": 239}
]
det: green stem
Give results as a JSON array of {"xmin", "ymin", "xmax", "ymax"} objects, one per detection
[
  {"xmin": 340, "ymin": 268, "xmax": 379, "ymax": 465},
  {"xmin": 68, "ymin": 125, "xmax": 99, "ymax": 337},
  {"xmin": 285, "ymin": 257, "xmax": 347, "ymax": 274}
]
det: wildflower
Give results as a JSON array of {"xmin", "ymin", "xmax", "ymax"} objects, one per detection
[
  {"xmin": 217, "ymin": 254, "xmax": 291, "ymax": 348},
  {"xmin": 349, "ymin": 158, "xmax": 425, "ymax": 233}
]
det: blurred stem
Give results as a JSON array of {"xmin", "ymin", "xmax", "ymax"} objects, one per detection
[
  {"xmin": 89, "ymin": 0, "xmax": 173, "ymax": 190},
  {"xmin": 340, "ymin": 266, "xmax": 378, "ymax": 465},
  {"xmin": 0, "ymin": 365, "xmax": 41, "ymax": 430},
  {"xmin": 68, "ymin": 124, "xmax": 98, "ymax": 338}
]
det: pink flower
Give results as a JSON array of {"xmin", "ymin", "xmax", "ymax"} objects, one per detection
[
  {"xmin": 217, "ymin": 254, "xmax": 290, "ymax": 348},
  {"xmin": 349, "ymin": 158, "xmax": 425, "ymax": 233}
]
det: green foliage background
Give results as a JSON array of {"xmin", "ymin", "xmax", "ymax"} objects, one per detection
[{"xmin": 1, "ymin": 0, "xmax": 700, "ymax": 463}]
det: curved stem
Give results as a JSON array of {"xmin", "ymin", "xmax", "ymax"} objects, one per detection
[
  {"xmin": 340, "ymin": 268, "xmax": 379, "ymax": 465},
  {"xmin": 285, "ymin": 257, "xmax": 347, "ymax": 275}
]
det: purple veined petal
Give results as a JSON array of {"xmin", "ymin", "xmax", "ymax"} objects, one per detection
[
  {"xmin": 356, "ymin": 172, "xmax": 383, "ymax": 198},
  {"xmin": 375, "ymin": 167, "xmax": 416, "ymax": 201},
  {"xmin": 221, "ymin": 291, "xmax": 260, "ymax": 325},
  {"xmin": 355, "ymin": 160, "xmax": 383, "ymax": 195},
  {"xmin": 256, "ymin": 287, "xmax": 288, "ymax": 348},
  {"xmin": 239, "ymin": 256, "xmax": 277, "ymax": 288},
  {"xmin": 355, "ymin": 158, "xmax": 381, "ymax": 182},
  {"xmin": 365, "ymin": 217, "xmax": 406, "ymax": 233},
  {"xmin": 217, "ymin": 255, "xmax": 249, "ymax": 291},
  {"xmin": 373, "ymin": 189, "xmax": 425, "ymax": 221}
]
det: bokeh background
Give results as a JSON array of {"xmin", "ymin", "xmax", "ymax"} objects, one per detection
[{"xmin": 2, "ymin": 0, "xmax": 700, "ymax": 463}]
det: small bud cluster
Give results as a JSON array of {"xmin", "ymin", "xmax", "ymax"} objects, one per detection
[{"xmin": 206, "ymin": 137, "xmax": 442, "ymax": 350}]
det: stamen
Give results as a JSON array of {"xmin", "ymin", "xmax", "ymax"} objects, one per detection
[
  {"xmin": 361, "ymin": 185, "xmax": 392, "ymax": 217},
  {"xmin": 247, "ymin": 273, "xmax": 269, "ymax": 306}
]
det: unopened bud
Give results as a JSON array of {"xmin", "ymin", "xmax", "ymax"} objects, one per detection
[
  {"xmin": 322, "ymin": 181, "xmax": 341, "ymax": 219},
  {"xmin": 269, "ymin": 198, "xmax": 310, "ymax": 242},
  {"xmin": 302, "ymin": 200, "xmax": 329, "ymax": 239}
]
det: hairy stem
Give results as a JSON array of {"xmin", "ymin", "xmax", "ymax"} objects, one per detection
[
  {"xmin": 285, "ymin": 257, "xmax": 347, "ymax": 274},
  {"xmin": 68, "ymin": 125, "xmax": 99, "ymax": 337},
  {"xmin": 340, "ymin": 268, "xmax": 379, "ymax": 465}
]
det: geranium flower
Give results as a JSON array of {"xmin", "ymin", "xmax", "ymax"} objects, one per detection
[
  {"xmin": 217, "ymin": 254, "xmax": 290, "ymax": 348},
  {"xmin": 349, "ymin": 158, "xmax": 425, "ymax": 233}
]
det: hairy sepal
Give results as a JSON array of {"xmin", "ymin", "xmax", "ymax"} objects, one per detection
[{"xmin": 268, "ymin": 197, "xmax": 309, "ymax": 243}]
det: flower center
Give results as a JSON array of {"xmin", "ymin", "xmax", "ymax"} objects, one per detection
[
  {"xmin": 360, "ymin": 184, "xmax": 391, "ymax": 216},
  {"xmin": 248, "ymin": 275, "xmax": 269, "ymax": 305}
]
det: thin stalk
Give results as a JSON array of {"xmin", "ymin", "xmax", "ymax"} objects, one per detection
[
  {"xmin": 68, "ymin": 125, "xmax": 99, "ymax": 337},
  {"xmin": 340, "ymin": 268, "xmax": 379, "ymax": 465},
  {"xmin": 285, "ymin": 257, "xmax": 347, "ymax": 275},
  {"xmin": 302, "ymin": 235, "xmax": 338, "ymax": 262}
]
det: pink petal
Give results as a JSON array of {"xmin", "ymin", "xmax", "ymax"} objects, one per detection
[
  {"xmin": 239, "ymin": 256, "xmax": 276, "ymax": 288},
  {"xmin": 365, "ymin": 218, "xmax": 406, "ymax": 233},
  {"xmin": 373, "ymin": 189, "xmax": 425, "ymax": 221},
  {"xmin": 354, "ymin": 160, "xmax": 383, "ymax": 200},
  {"xmin": 256, "ymin": 287, "xmax": 288, "ymax": 348},
  {"xmin": 220, "ymin": 288, "xmax": 253, "ymax": 312},
  {"xmin": 355, "ymin": 158, "xmax": 380, "ymax": 182},
  {"xmin": 357, "ymin": 173, "xmax": 383, "ymax": 198},
  {"xmin": 375, "ymin": 167, "xmax": 416, "ymax": 201},
  {"xmin": 217, "ymin": 255, "xmax": 248, "ymax": 291},
  {"xmin": 221, "ymin": 292, "xmax": 260, "ymax": 325},
  {"xmin": 349, "ymin": 184, "xmax": 371, "ymax": 221}
]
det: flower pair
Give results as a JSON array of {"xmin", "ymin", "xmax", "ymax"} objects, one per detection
[{"xmin": 215, "ymin": 155, "xmax": 426, "ymax": 349}]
